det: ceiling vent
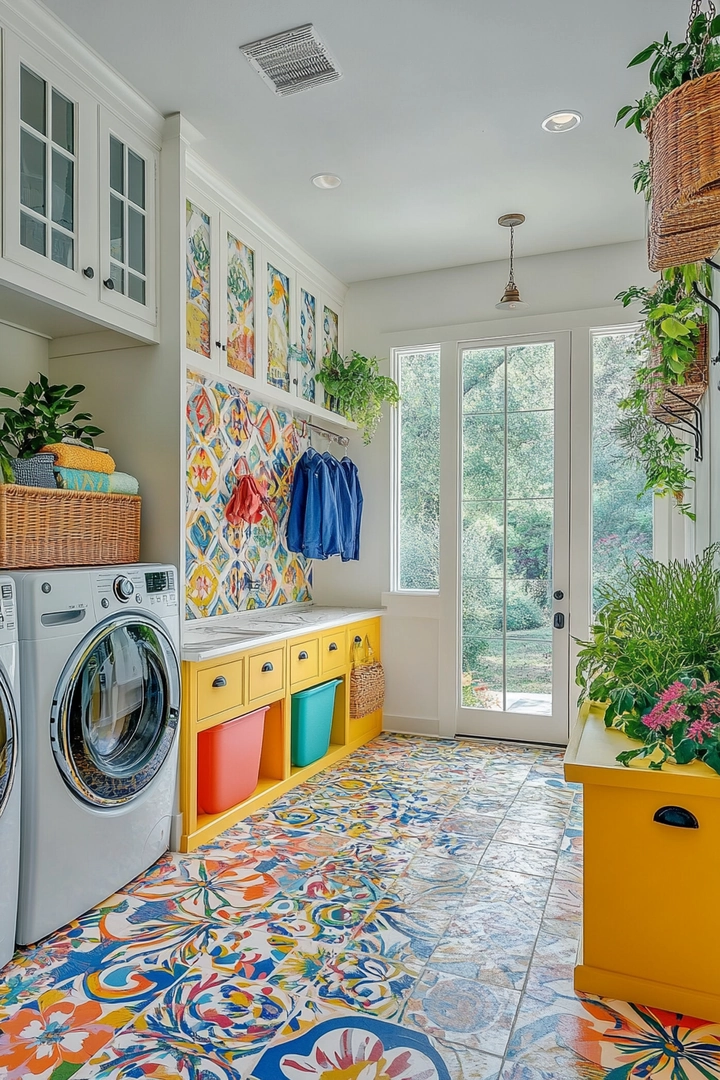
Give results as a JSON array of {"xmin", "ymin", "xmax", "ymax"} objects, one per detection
[{"xmin": 241, "ymin": 24, "xmax": 342, "ymax": 97}]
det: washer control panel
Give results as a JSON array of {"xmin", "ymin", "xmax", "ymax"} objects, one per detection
[
  {"xmin": 95, "ymin": 565, "xmax": 178, "ymax": 616},
  {"xmin": 113, "ymin": 576, "xmax": 135, "ymax": 602},
  {"xmin": 0, "ymin": 579, "xmax": 16, "ymax": 638}
]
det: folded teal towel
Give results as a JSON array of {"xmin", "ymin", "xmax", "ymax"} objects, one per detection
[
  {"xmin": 54, "ymin": 468, "xmax": 109, "ymax": 492},
  {"xmin": 108, "ymin": 472, "xmax": 140, "ymax": 495}
]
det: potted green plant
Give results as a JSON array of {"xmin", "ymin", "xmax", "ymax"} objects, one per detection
[
  {"xmin": 0, "ymin": 375, "xmax": 103, "ymax": 485},
  {"xmin": 315, "ymin": 350, "xmax": 400, "ymax": 445},
  {"xmin": 576, "ymin": 546, "xmax": 720, "ymax": 770}
]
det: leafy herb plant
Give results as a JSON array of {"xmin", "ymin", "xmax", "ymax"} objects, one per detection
[
  {"xmin": 315, "ymin": 350, "xmax": 400, "ymax": 445},
  {"xmin": 0, "ymin": 375, "xmax": 103, "ymax": 473}
]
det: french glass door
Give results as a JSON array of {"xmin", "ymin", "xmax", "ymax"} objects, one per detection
[{"xmin": 456, "ymin": 333, "xmax": 571, "ymax": 744}]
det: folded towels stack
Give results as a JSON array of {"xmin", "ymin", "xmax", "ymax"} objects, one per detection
[{"xmin": 41, "ymin": 443, "xmax": 140, "ymax": 495}]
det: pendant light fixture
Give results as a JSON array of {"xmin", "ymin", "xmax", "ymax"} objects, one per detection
[{"xmin": 496, "ymin": 213, "xmax": 527, "ymax": 310}]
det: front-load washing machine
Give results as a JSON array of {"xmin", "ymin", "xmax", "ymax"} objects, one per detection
[
  {"xmin": 0, "ymin": 578, "xmax": 20, "ymax": 967},
  {"xmin": 12, "ymin": 565, "xmax": 180, "ymax": 945}
]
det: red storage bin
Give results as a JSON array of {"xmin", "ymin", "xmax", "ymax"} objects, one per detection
[{"xmin": 197, "ymin": 706, "xmax": 269, "ymax": 814}]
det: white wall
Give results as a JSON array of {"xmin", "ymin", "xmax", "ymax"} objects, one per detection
[
  {"xmin": 313, "ymin": 239, "xmax": 655, "ymax": 736},
  {"xmin": 0, "ymin": 324, "xmax": 48, "ymax": 387}
]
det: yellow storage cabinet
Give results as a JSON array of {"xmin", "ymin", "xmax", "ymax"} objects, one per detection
[{"xmin": 565, "ymin": 706, "xmax": 720, "ymax": 1022}]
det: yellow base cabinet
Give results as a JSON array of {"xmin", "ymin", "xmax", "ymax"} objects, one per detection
[
  {"xmin": 565, "ymin": 707, "xmax": 720, "ymax": 1022},
  {"xmin": 179, "ymin": 617, "xmax": 383, "ymax": 852}
]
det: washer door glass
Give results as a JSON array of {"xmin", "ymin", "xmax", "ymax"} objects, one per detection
[
  {"xmin": 0, "ymin": 670, "xmax": 17, "ymax": 816},
  {"xmin": 53, "ymin": 616, "xmax": 180, "ymax": 807}
]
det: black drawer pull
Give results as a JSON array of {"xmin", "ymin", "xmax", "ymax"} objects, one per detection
[
  {"xmin": 354, "ymin": 635, "xmax": 362, "ymax": 644},
  {"xmin": 328, "ymin": 642, "xmax": 338, "ymax": 652},
  {"xmin": 653, "ymin": 805, "xmax": 698, "ymax": 829},
  {"xmin": 211, "ymin": 676, "xmax": 227, "ymax": 688},
  {"xmin": 298, "ymin": 651, "xmax": 309, "ymax": 661},
  {"xmin": 261, "ymin": 662, "xmax": 274, "ymax": 672}
]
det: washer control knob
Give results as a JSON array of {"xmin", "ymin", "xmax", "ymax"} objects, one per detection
[{"xmin": 113, "ymin": 576, "xmax": 135, "ymax": 602}]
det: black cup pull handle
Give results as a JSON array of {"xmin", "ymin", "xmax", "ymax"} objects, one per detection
[
  {"xmin": 653, "ymin": 805, "xmax": 699, "ymax": 829},
  {"xmin": 354, "ymin": 635, "xmax": 362, "ymax": 645},
  {"xmin": 261, "ymin": 662, "xmax": 273, "ymax": 672},
  {"xmin": 298, "ymin": 651, "xmax": 309, "ymax": 661},
  {"xmin": 329, "ymin": 642, "xmax": 338, "ymax": 652},
  {"xmin": 103, "ymin": 277, "xmax": 115, "ymax": 290},
  {"xmin": 212, "ymin": 675, "xmax": 227, "ymax": 688}
]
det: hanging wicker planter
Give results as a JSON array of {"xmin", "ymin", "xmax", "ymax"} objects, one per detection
[
  {"xmin": 648, "ymin": 323, "xmax": 708, "ymax": 422},
  {"xmin": 646, "ymin": 69, "xmax": 720, "ymax": 270}
]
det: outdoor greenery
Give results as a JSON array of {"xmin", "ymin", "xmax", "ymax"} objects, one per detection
[
  {"xmin": 315, "ymin": 349, "xmax": 400, "ymax": 445},
  {"xmin": 575, "ymin": 545, "xmax": 720, "ymax": 770},
  {"xmin": 0, "ymin": 376, "xmax": 102, "ymax": 477}
]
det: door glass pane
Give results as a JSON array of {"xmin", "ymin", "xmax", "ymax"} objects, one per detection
[
  {"xmin": 397, "ymin": 348, "xmax": 441, "ymax": 590},
  {"xmin": 51, "ymin": 150, "xmax": 73, "ymax": 231},
  {"xmin": 109, "ymin": 262, "xmax": 124, "ymax": 292},
  {"xmin": 110, "ymin": 195, "xmax": 124, "ymax": 262},
  {"xmin": 51, "ymin": 90, "xmax": 74, "ymax": 153},
  {"xmin": 20, "ymin": 66, "xmax": 46, "ymax": 134},
  {"xmin": 110, "ymin": 135, "xmax": 124, "ymax": 194},
  {"xmin": 128, "ymin": 206, "xmax": 145, "ymax": 273},
  {"xmin": 592, "ymin": 330, "xmax": 653, "ymax": 608},
  {"xmin": 21, "ymin": 212, "xmax": 45, "ymax": 255},
  {"xmin": 20, "ymin": 129, "xmax": 46, "ymax": 215},
  {"xmin": 128, "ymin": 273, "xmax": 146, "ymax": 304},
  {"xmin": 462, "ymin": 342, "xmax": 554, "ymax": 714},
  {"xmin": 128, "ymin": 150, "xmax": 145, "ymax": 208},
  {"xmin": 51, "ymin": 229, "xmax": 73, "ymax": 268}
]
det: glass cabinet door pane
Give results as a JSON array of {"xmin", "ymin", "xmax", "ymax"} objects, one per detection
[
  {"xmin": 128, "ymin": 151, "xmax": 145, "ymax": 209},
  {"xmin": 110, "ymin": 136, "xmax": 124, "ymax": 194},
  {"xmin": 51, "ymin": 230, "xmax": 73, "ymax": 268},
  {"xmin": 20, "ymin": 66, "xmax": 46, "ymax": 134},
  {"xmin": 110, "ymin": 195, "xmax": 124, "ymax": 262},
  {"xmin": 21, "ymin": 213, "xmax": 45, "ymax": 255},
  {"xmin": 128, "ymin": 273, "xmax": 146, "ymax": 304},
  {"xmin": 51, "ymin": 150, "xmax": 73, "ymax": 231},
  {"xmin": 51, "ymin": 90, "xmax": 74, "ymax": 153},
  {"xmin": 109, "ymin": 263, "xmax": 124, "ymax": 292},
  {"xmin": 128, "ymin": 206, "xmax": 145, "ymax": 274},
  {"xmin": 20, "ymin": 129, "xmax": 46, "ymax": 215}
]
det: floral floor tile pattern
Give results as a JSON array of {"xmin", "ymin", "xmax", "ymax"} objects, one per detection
[{"xmin": 1, "ymin": 734, "xmax": 720, "ymax": 1079}]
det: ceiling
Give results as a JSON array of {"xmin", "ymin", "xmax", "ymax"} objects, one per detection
[{"xmin": 43, "ymin": 0, "xmax": 681, "ymax": 283}]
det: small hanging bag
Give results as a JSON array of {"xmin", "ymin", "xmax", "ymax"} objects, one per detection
[{"xmin": 349, "ymin": 635, "xmax": 385, "ymax": 719}]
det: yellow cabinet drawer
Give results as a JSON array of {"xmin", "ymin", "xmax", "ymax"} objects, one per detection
[
  {"xmin": 321, "ymin": 628, "xmax": 347, "ymax": 674},
  {"xmin": 290, "ymin": 637, "xmax": 320, "ymax": 685},
  {"xmin": 248, "ymin": 647, "xmax": 285, "ymax": 702},
  {"xmin": 197, "ymin": 658, "xmax": 244, "ymax": 721}
]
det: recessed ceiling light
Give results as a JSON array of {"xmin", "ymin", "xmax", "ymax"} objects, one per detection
[
  {"xmin": 542, "ymin": 110, "xmax": 582, "ymax": 133},
  {"xmin": 312, "ymin": 173, "xmax": 342, "ymax": 189}
]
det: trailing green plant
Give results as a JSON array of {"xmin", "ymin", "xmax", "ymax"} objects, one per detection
[
  {"xmin": 0, "ymin": 375, "xmax": 102, "ymax": 476},
  {"xmin": 616, "ymin": 12, "xmax": 720, "ymax": 134},
  {"xmin": 576, "ymin": 546, "xmax": 720, "ymax": 729},
  {"xmin": 632, "ymin": 159, "xmax": 651, "ymax": 200},
  {"xmin": 315, "ymin": 349, "xmax": 400, "ymax": 445},
  {"xmin": 612, "ymin": 407, "xmax": 695, "ymax": 516}
]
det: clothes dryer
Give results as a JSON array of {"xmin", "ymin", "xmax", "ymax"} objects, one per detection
[
  {"xmin": 0, "ymin": 578, "xmax": 20, "ymax": 967},
  {"xmin": 12, "ymin": 565, "xmax": 180, "ymax": 944}
]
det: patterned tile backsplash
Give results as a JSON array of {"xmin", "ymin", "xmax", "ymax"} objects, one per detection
[{"xmin": 185, "ymin": 368, "xmax": 312, "ymax": 619}]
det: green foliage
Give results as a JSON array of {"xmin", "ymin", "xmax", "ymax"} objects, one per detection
[
  {"xmin": 612, "ymin": 407, "xmax": 695, "ymax": 517},
  {"xmin": 0, "ymin": 375, "xmax": 103, "ymax": 471},
  {"xmin": 632, "ymin": 159, "xmax": 651, "ymax": 200},
  {"xmin": 613, "ymin": 678, "xmax": 720, "ymax": 773},
  {"xmin": 575, "ymin": 546, "xmax": 720, "ymax": 729},
  {"xmin": 616, "ymin": 14, "xmax": 720, "ymax": 134},
  {"xmin": 315, "ymin": 349, "xmax": 400, "ymax": 445}
]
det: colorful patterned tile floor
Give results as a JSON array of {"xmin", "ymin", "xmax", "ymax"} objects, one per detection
[{"xmin": 1, "ymin": 733, "xmax": 720, "ymax": 1079}]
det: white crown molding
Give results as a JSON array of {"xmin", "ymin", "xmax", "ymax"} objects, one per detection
[
  {"xmin": 186, "ymin": 148, "xmax": 348, "ymax": 303},
  {"xmin": 163, "ymin": 113, "xmax": 205, "ymax": 147},
  {"xmin": 1, "ymin": 0, "xmax": 164, "ymax": 144}
]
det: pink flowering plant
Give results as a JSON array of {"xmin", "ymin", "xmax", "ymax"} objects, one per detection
[{"xmin": 617, "ymin": 678, "xmax": 720, "ymax": 771}]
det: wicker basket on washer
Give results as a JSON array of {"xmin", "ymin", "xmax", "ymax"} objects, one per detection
[
  {"xmin": 647, "ymin": 69, "xmax": 720, "ymax": 270},
  {"xmin": 0, "ymin": 485, "xmax": 141, "ymax": 569},
  {"xmin": 648, "ymin": 323, "xmax": 709, "ymax": 424}
]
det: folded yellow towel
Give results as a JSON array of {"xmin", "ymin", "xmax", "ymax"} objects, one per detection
[{"xmin": 41, "ymin": 443, "xmax": 115, "ymax": 474}]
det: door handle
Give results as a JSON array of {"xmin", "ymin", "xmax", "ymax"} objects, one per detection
[
  {"xmin": 212, "ymin": 675, "xmax": 227, "ymax": 688},
  {"xmin": 354, "ymin": 635, "xmax": 362, "ymax": 644},
  {"xmin": 328, "ymin": 642, "xmax": 338, "ymax": 652},
  {"xmin": 654, "ymin": 805, "xmax": 699, "ymax": 829},
  {"xmin": 298, "ymin": 651, "xmax": 309, "ymax": 660},
  {"xmin": 261, "ymin": 662, "xmax": 274, "ymax": 672},
  {"xmin": 553, "ymin": 612, "xmax": 565, "ymax": 629}
]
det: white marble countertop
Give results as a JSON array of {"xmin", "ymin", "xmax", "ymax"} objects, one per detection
[{"xmin": 181, "ymin": 605, "xmax": 385, "ymax": 662}]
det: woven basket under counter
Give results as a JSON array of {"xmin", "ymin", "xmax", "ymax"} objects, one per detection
[
  {"xmin": 648, "ymin": 324, "xmax": 708, "ymax": 424},
  {"xmin": 0, "ymin": 485, "xmax": 141, "ymax": 569},
  {"xmin": 646, "ymin": 70, "xmax": 720, "ymax": 270}
]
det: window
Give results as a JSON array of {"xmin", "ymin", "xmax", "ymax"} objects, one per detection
[
  {"xmin": 591, "ymin": 329, "xmax": 653, "ymax": 610},
  {"xmin": 394, "ymin": 346, "xmax": 441, "ymax": 591},
  {"xmin": 108, "ymin": 134, "xmax": 148, "ymax": 304}
]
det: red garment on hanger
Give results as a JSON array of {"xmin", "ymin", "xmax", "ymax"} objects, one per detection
[{"xmin": 226, "ymin": 474, "xmax": 265, "ymax": 525}]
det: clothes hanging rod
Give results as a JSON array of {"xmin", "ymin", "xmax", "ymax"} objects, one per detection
[{"xmin": 294, "ymin": 418, "xmax": 350, "ymax": 448}]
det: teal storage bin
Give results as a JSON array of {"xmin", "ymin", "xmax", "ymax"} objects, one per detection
[{"xmin": 291, "ymin": 678, "xmax": 342, "ymax": 767}]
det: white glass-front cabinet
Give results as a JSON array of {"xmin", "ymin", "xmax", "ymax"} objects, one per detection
[
  {"xmin": 2, "ymin": 31, "xmax": 159, "ymax": 339},
  {"xmin": 184, "ymin": 185, "xmax": 344, "ymax": 419}
]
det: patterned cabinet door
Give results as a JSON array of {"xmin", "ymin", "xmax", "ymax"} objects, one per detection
[
  {"xmin": 222, "ymin": 214, "xmax": 257, "ymax": 380},
  {"xmin": 296, "ymin": 278, "xmax": 318, "ymax": 404},
  {"xmin": 321, "ymin": 297, "xmax": 344, "ymax": 413},
  {"xmin": 266, "ymin": 252, "xmax": 294, "ymax": 394},
  {"xmin": 185, "ymin": 196, "xmax": 215, "ymax": 368}
]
